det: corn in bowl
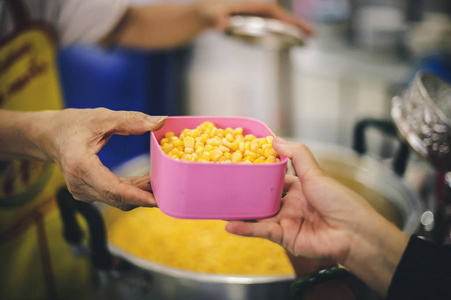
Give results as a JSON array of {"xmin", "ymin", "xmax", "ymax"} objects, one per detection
[
  {"xmin": 150, "ymin": 116, "xmax": 288, "ymax": 220},
  {"xmin": 160, "ymin": 121, "xmax": 280, "ymax": 163}
]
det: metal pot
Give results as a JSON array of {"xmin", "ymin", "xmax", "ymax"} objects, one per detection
[
  {"xmin": 391, "ymin": 72, "xmax": 451, "ymax": 172},
  {"xmin": 99, "ymin": 144, "xmax": 420, "ymax": 300}
]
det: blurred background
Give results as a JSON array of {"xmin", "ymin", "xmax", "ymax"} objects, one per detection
[{"xmin": 57, "ymin": 0, "xmax": 451, "ymax": 170}]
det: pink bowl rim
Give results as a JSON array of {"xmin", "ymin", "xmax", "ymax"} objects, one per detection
[{"xmin": 151, "ymin": 116, "xmax": 289, "ymax": 166}]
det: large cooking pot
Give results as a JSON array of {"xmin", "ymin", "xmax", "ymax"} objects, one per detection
[{"xmin": 99, "ymin": 140, "xmax": 421, "ymax": 300}]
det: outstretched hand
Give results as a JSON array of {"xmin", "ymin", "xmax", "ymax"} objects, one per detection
[
  {"xmin": 37, "ymin": 108, "xmax": 166, "ymax": 210},
  {"xmin": 226, "ymin": 137, "xmax": 381, "ymax": 263},
  {"xmin": 226, "ymin": 137, "xmax": 409, "ymax": 296}
]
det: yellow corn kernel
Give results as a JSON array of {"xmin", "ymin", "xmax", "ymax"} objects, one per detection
[
  {"xmin": 244, "ymin": 134, "xmax": 256, "ymax": 142},
  {"xmin": 190, "ymin": 129, "xmax": 201, "ymax": 138},
  {"xmin": 181, "ymin": 153, "xmax": 190, "ymax": 160},
  {"xmin": 217, "ymin": 129, "xmax": 225, "ymax": 138},
  {"xmin": 202, "ymin": 151, "xmax": 211, "ymax": 161},
  {"xmin": 210, "ymin": 127, "xmax": 217, "ymax": 138},
  {"xmin": 262, "ymin": 143, "xmax": 272, "ymax": 150},
  {"xmin": 206, "ymin": 138, "xmax": 220, "ymax": 147},
  {"xmin": 203, "ymin": 121, "xmax": 215, "ymax": 128},
  {"xmin": 221, "ymin": 140, "xmax": 233, "ymax": 149},
  {"xmin": 199, "ymin": 134, "xmax": 208, "ymax": 144},
  {"xmin": 160, "ymin": 138, "xmax": 170, "ymax": 145},
  {"xmin": 172, "ymin": 140, "xmax": 183, "ymax": 147},
  {"xmin": 244, "ymin": 142, "xmax": 251, "ymax": 151},
  {"xmin": 219, "ymin": 145, "xmax": 230, "ymax": 153},
  {"xmin": 234, "ymin": 128, "xmax": 243, "ymax": 136},
  {"xmin": 243, "ymin": 155, "xmax": 254, "ymax": 162},
  {"xmin": 266, "ymin": 136, "xmax": 274, "ymax": 144},
  {"xmin": 195, "ymin": 148, "xmax": 204, "ymax": 157},
  {"xmin": 205, "ymin": 144, "xmax": 214, "ymax": 152},
  {"xmin": 250, "ymin": 142, "xmax": 259, "ymax": 153},
  {"xmin": 231, "ymin": 140, "xmax": 239, "ymax": 151},
  {"xmin": 238, "ymin": 141, "xmax": 245, "ymax": 153},
  {"xmin": 218, "ymin": 156, "xmax": 228, "ymax": 162},
  {"xmin": 224, "ymin": 152, "xmax": 232, "ymax": 159},
  {"xmin": 167, "ymin": 149, "xmax": 178, "ymax": 158},
  {"xmin": 170, "ymin": 154, "xmax": 180, "ymax": 160},
  {"xmin": 225, "ymin": 127, "xmax": 234, "ymax": 135},
  {"xmin": 180, "ymin": 129, "xmax": 190, "ymax": 140},
  {"xmin": 197, "ymin": 158, "xmax": 209, "ymax": 163},
  {"xmin": 244, "ymin": 150, "xmax": 258, "ymax": 158},
  {"xmin": 254, "ymin": 156, "xmax": 266, "ymax": 163},
  {"xmin": 169, "ymin": 136, "xmax": 179, "ymax": 142},
  {"xmin": 183, "ymin": 136, "xmax": 195, "ymax": 149},
  {"xmin": 161, "ymin": 144, "xmax": 174, "ymax": 154},
  {"xmin": 185, "ymin": 147, "xmax": 194, "ymax": 154},
  {"xmin": 231, "ymin": 151, "xmax": 242, "ymax": 162},
  {"xmin": 195, "ymin": 141, "xmax": 204, "ymax": 149},
  {"xmin": 165, "ymin": 132, "xmax": 175, "ymax": 139},
  {"xmin": 264, "ymin": 148, "xmax": 277, "ymax": 158},
  {"xmin": 254, "ymin": 138, "xmax": 266, "ymax": 148},
  {"xmin": 265, "ymin": 156, "xmax": 276, "ymax": 163},
  {"xmin": 210, "ymin": 149, "xmax": 223, "ymax": 161},
  {"xmin": 225, "ymin": 133, "xmax": 234, "ymax": 143},
  {"xmin": 188, "ymin": 153, "xmax": 198, "ymax": 161},
  {"xmin": 177, "ymin": 146, "xmax": 184, "ymax": 152}
]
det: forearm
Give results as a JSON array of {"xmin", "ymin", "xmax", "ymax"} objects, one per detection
[
  {"xmin": 114, "ymin": 2, "xmax": 206, "ymax": 49},
  {"xmin": 0, "ymin": 110, "xmax": 55, "ymax": 161},
  {"xmin": 341, "ymin": 211, "xmax": 409, "ymax": 297}
]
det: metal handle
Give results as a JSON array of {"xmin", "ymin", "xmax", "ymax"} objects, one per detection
[
  {"xmin": 352, "ymin": 118, "xmax": 410, "ymax": 177},
  {"xmin": 56, "ymin": 187, "xmax": 113, "ymax": 270}
]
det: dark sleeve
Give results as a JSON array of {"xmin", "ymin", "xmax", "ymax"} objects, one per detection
[{"xmin": 386, "ymin": 235, "xmax": 451, "ymax": 300}]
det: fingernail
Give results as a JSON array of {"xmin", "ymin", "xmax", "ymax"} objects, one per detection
[
  {"xmin": 273, "ymin": 136, "xmax": 288, "ymax": 144},
  {"xmin": 148, "ymin": 116, "xmax": 167, "ymax": 124}
]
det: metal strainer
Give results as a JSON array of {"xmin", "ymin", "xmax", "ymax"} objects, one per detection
[{"xmin": 391, "ymin": 72, "xmax": 451, "ymax": 171}]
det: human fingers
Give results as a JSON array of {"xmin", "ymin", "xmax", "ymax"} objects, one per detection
[
  {"xmin": 69, "ymin": 156, "xmax": 157, "ymax": 210},
  {"xmin": 283, "ymin": 174, "xmax": 298, "ymax": 193},
  {"xmin": 103, "ymin": 110, "xmax": 167, "ymax": 136},
  {"xmin": 227, "ymin": 1, "xmax": 313, "ymax": 35},
  {"xmin": 273, "ymin": 137, "xmax": 324, "ymax": 181},
  {"xmin": 225, "ymin": 220, "xmax": 283, "ymax": 245},
  {"xmin": 122, "ymin": 174, "xmax": 152, "ymax": 192}
]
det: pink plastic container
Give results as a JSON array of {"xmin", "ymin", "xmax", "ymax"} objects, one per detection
[{"xmin": 150, "ymin": 116, "xmax": 288, "ymax": 220}]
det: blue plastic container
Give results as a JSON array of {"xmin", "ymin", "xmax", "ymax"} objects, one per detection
[
  {"xmin": 57, "ymin": 45, "xmax": 190, "ymax": 170},
  {"xmin": 410, "ymin": 51, "xmax": 451, "ymax": 84}
]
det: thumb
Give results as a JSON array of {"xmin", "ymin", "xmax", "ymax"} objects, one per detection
[
  {"xmin": 272, "ymin": 137, "xmax": 323, "ymax": 179},
  {"xmin": 111, "ymin": 111, "xmax": 167, "ymax": 136}
]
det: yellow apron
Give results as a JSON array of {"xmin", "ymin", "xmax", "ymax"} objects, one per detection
[{"xmin": 0, "ymin": 1, "xmax": 92, "ymax": 299}]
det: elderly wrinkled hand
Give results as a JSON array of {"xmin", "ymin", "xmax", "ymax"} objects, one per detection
[{"xmin": 32, "ymin": 108, "xmax": 165, "ymax": 210}]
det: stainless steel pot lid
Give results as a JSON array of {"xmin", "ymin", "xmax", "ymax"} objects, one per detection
[{"xmin": 226, "ymin": 15, "xmax": 305, "ymax": 48}]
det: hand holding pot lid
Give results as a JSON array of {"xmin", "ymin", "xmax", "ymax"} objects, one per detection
[{"xmin": 192, "ymin": 0, "xmax": 313, "ymax": 36}]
